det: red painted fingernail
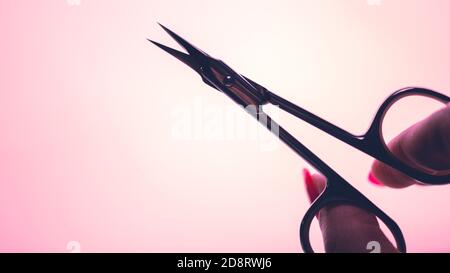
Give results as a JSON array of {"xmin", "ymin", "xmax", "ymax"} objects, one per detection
[
  {"xmin": 303, "ymin": 168, "xmax": 320, "ymax": 202},
  {"xmin": 368, "ymin": 172, "xmax": 384, "ymax": 186}
]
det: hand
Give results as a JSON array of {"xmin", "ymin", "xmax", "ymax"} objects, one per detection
[{"xmin": 303, "ymin": 103, "xmax": 450, "ymax": 253}]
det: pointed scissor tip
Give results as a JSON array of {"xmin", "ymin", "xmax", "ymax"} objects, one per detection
[
  {"xmin": 147, "ymin": 38, "xmax": 160, "ymax": 46},
  {"xmin": 147, "ymin": 39, "xmax": 166, "ymax": 50},
  {"xmin": 157, "ymin": 23, "xmax": 179, "ymax": 39},
  {"xmin": 147, "ymin": 37, "xmax": 202, "ymax": 74},
  {"xmin": 157, "ymin": 22, "xmax": 170, "ymax": 32},
  {"xmin": 154, "ymin": 23, "xmax": 209, "ymax": 59},
  {"xmin": 147, "ymin": 39, "xmax": 179, "ymax": 55}
]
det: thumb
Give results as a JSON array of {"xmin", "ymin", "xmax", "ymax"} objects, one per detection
[{"xmin": 302, "ymin": 168, "xmax": 398, "ymax": 253}]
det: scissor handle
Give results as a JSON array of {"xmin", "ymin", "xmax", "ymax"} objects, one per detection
[
  {"xmin": 266, "ymin": 86, "xmax": 449, "ymax": 184},
  {"xmin": 363, "ymin": 87, "xmax": 450, "ymax": 185},
  {"xmin": 299, "ymin": 175, "xmax": 407, "ymax": 253}
]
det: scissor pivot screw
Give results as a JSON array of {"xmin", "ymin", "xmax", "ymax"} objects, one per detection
[{"xmin": 223, "ymin": 75, "xmax": 234, "ymax": 87}]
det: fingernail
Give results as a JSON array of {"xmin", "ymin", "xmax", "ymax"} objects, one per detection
[
  {"xmin": 303, "ymin": 168, "xmax": 320, "ymax": 203},
  {"xmin": 368, "ymin": 172, "xmax": 384, "ymax": 186}
]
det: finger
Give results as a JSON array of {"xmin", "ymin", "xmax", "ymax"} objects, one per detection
[
  {"xmin": 303, "ymin": 168, "xmax": 325, "ymax": 204},
  {"xmin": 303, "ymin": 169, "xmax": 398, "ymax": 253},
  {"xmin": 371, "ymin": 104, "xmax": 450, "ymax": 188}
]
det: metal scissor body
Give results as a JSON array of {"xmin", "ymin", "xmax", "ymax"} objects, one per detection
[{"xmin": 149, "ymin": 24, "xmax": 450, "ymax": 252}]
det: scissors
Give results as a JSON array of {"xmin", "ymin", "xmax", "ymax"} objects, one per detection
[{"xmin": 149, "ymin": 23, "xmax": 450, "ymax": 253}]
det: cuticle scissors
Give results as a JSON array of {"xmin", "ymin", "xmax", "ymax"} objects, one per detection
[{"xmin": 149, "ymin": 23, "xmax": 450, "ymax": 253}]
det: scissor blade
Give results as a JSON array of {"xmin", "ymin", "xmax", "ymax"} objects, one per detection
[
  {"xmin": 241, "ymin": 75, "xmax": 268, "ymax": 93},
  {"xmin": 157, "ymin": 23, "xmax": 209, "ymax": 59},
  {"xmin": 148, "ymin": 39, "xmax": 201, "ymax": 73}
]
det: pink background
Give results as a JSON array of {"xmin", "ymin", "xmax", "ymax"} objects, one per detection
[{"xmin": 1, "ymin": 0, "xmax": 450, "ymax": 252}]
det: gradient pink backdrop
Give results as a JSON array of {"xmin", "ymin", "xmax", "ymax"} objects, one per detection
[{"xmin": 1, "ymin": 0, "xmax": 450, "ymax": 252}]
